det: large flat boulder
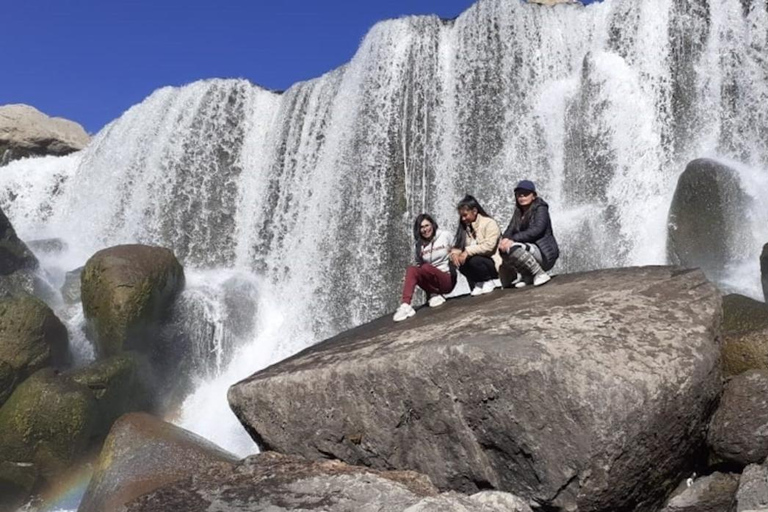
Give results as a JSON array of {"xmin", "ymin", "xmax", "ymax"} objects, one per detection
[
  {"xmin": 229, "ymin": 266, "xmax": 722, "ymax": 512},
  {"xmin": 126, "ymin": 452, "xmax": 532, "ymax": 512},
  {"xmin": 0, "ymin": 104, "xmax": 89, "ymax": 166}
]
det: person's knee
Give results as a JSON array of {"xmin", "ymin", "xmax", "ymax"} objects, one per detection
[{"xmin": 405, "ymin": 265, "xmax": 420, "ymax": 277}]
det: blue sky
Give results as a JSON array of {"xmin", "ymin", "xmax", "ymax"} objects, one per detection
[{"xmin": 2, "ymin": 0, "xmax": 598, "ymax": 134}]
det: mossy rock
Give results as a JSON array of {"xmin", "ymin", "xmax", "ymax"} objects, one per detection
[
  {"xmin": 81, "ymin": 245, "xmax": 185, "ymax": 358},
  {"xmin": 722, "ymin": 294, "xmax": 768, "ymax": 334},
  {"xmin": 0, "ymin": 361, "xmax": 16, "ymax": 406},
  {"xmin": 0, "ymin": 369, "xmax": 99, "ymax": 507},
  {"xmin": 67, "ymin": 352, "xmax": 154, "ymax": 437},
  {"xmin": 0, "ymin": 294, "xmax": 69, "ymax": 407}
]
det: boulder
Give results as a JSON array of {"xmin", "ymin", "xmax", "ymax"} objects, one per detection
[
  {"xmin": 736, "ymin": 462, "xmax": 768, "ymax": 512},
  {"xmin": 125, "ymin": 452, "xmax": 532, "ymax": 512},
  {"xmin": 229, "ymin": 266, "xmax": 722, "ymax": 512},
  {"xmin": 62, "ymin": 266, "xmax": 83, "ymax": 305},
  {"xmin": 708, "ymin": 370, "xmax": 768, "ymax": 466},
  {"xmin": 66, "ymin": 352, "xmax": 154, "ymax": 437},
  {"xmin": 661, "ymin": 472, "xmax": 740, "ymax": 512},
  {"xmin": 0, "ymin": 104, "xmax": 89, "ymax": 166},
  {"xmin": 26, "ymin": 238, "xmax": 68, "ymax": 256},
  {"xmin": 721, "ymin": 294, "xmax": 768, "ymax": 377},
  {"xmin": 0, "ymin": 294, "xmax": 69, "ymax": 406},
  {"xmin": 78, "ymin": 412, "xmax": 239, "ymax": 512},
  {"xmin": 0, "ymin": 369, "xmax": 99, "ymax": 511},
  {"xmin": 667, "ymin": 158, "xmax": 750, "ymax": 281},
  {"xmin": 81, "ymin": 244, "xmax": 185, "ymax": 358},
  {"xmin": 0, "ymin": 207, "xmax": 38, "ymax": 297},
  {"xmin": 762, "ymin": 243, "xmax": 767, "ymax": 303}
]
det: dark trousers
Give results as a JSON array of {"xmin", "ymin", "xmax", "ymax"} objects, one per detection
[
  {"xmin": 401, "ymin": 264, "xmax": 456, "ymax": 304},
  {"xmin": 459, "ymin": 256, "xmax": 498, "ymax": 288}
]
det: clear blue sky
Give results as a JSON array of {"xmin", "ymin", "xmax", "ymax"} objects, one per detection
[{"xmin": 2, "ymin": 0, "xmax": 599, "ymax": 134}]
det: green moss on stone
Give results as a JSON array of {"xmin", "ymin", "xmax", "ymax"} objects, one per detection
[{"xmin": 722, "ymin": 294, "xmax": 768, "ymax": 334}]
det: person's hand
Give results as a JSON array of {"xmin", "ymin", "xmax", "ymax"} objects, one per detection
[
  {"xmin": 499, "ymin": 238, "xmax": 513, "ymax": 253},
  {"xmin": 449, "ymin": 250, "xmax": 461, "ymax": 267},
  {"xmin": 458, "ymin": 251, "xmax": 468, "ymax": 265}
]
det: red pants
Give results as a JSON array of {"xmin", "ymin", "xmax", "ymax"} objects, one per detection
[{"xmin": 401, "ymin": 264, "xmax": 455, "ymax": 304}]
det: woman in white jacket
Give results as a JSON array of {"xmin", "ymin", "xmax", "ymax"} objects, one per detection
[{"xmin": 393, "ymin": 213, "xmax": 457, "ymax": 322}]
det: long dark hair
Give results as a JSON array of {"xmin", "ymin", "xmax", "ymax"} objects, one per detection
[
  {"xmin": 413, "ymin": 213, "xmax": 438, "ymax": 263},
  {"xmin": 510, "ymin": 192, "xmax": 539, "ymax": 233},
  {"xmin": 453, "ymin": 195, "xmax": 492, "ymax": 250}
]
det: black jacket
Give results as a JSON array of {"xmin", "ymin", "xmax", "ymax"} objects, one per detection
[{"xmin": 502, "ymin": 197, "xmax": 559, "ymax": 271}]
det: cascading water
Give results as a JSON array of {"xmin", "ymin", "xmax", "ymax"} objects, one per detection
[{"xmin": 2, "ymin": 0, "xmax": 768, "ymax": 461}]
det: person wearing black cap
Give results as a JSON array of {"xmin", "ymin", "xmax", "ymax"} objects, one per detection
[{"xmin": 498, "ymin": 180, "xmax": 559, "ymax": 287}]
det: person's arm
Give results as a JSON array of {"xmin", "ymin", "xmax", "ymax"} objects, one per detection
[
  {"xmin": 465, "ymin": 217, "xmax": 500, "ymax": 257},
  {"xmin": 501, "ymin": 216, "xmax": 516, "ymax": 241},
  {"xmin": 513, "ymin": 206, "xmax": 549, "ymax": 243}
]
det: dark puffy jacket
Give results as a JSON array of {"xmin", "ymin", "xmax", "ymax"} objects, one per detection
[{"xmin": 502, "ymin": 197, "xmax": 559, "ymax": 271}]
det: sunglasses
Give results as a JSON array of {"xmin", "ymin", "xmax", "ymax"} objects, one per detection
[{"xmin": 515, "ymin": 190, "xmax": 534, "ymax": 197}]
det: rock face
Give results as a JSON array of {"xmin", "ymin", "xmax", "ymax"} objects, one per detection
[
  {"xmin": 0, "ymin": 207, "xmax": 39, "ymax": 297},
  {"xmin": 126, "ymin": 452, "xmax": 533, "ymax": 512},
  {"xmin": 0, "ymin": 369, "xmax": 99, "ymax": 511},
  {"xmin": 708, "ymin": 370, "xmax": 768, "ymax": 466},
  {"xmin": 78, "ymin": 412, "xmax": 239, "ymax": 512},
  {"xmin": 721, "ymin": 294, "xmax": 768, "ymax": 377},
  {"xmin": 661, "ymin": 472, "xmax": 740, "ymax": 512},
  {"xmin": 0, "ymin": 104, "xmax": 89, "ymax": 166},
  {"xmin": 667, "ymin": 158, "xmax": 749, "ymax": 281},
  {"xmin": 229, "ymin": 266, "xmax": 723, "ymax": 512},
  {"xmin": 736, "ymin": 463, "xmax": 768, "ymax": 512},
  {"xmin": 81, "ymin": 245, "xmax": 185, "ymax": 358},
  {"xmin": 0, "ymin": 294, "xmax": 69, "ymax": 405},
  {"xmin": 762, "ymin": 243, "xmax": 767, "ymax": 303}
]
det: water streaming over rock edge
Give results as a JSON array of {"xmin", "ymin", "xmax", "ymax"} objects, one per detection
[{"xmin": 2, "ymin": 0, "xmax": 768, "ymax": 457}]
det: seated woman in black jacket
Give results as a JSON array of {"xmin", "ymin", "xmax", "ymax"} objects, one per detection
[{"xmin": 498, "ymin": 180, "xmax": 559, "ymax": 288}]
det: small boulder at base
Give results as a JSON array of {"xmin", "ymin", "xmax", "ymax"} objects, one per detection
[
  {"xmin": 667, "ymin": 158, "xmax": 750, "ymax": 281},
  {"xmin": 736, "ymin": 462, "xmax": 768, "ymax": 512},
  {"xmin": 0, "ymin": 369, "xmax": 99, "ymax": 511},
  {"xmin": 229, "ymin": 267, "xmax": 722, "ymax": 512},
  {"xmin": 661, "ymin": 472, "xmax": 740, "ymax": 512},
  {"xmin": 708, "ymin": 370, "xmax": 768, "ymax": 466},
  {"xmin": 0, "ymin": 104, "xmax": 89, "ymax": 165},
  {"xmin": 78, "ymin": 412, "xmax": 239, "ymax": 512},
  {"xmin": 125, "ymin": 452, "xmax": 532, "ymax": 512},
  {"xmin": 721, "ymin": 294, "xmax": 768, "ymax": 376},
  {"xmin": 81, "ymin": 244, "xmax": 184, "ymax": 358},
  {"xmin": 0, "ymin": 293, "xmax": 69, "ymax": 406}
]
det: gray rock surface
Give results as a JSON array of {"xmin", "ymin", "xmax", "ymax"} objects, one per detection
[
  {"xmin": 661, "ymin": 472, "xmax": 739, "ymax": 512},
  {"xmin": 230, "ymin": 266, "xmax": 723, "ymax": 512},
  {"xmin": 667, "ymin": 158, "xmax": 750, "ymax": 281},
  {"xmin": 736, "ymin": 462, "xmax": 768, "ymax": 512},
  {"xmin": 0, "ymin": 207, "xmax": 38, "ymax": 297},
  {"xmin": 78, "ymin": 412, "xmax": 239, "ymax": 512},
  {"xmin": 722, "ymin": 294, "xmax": 768, "ymax": 377},
  {"xmin": 126, "ymin": 452, "xmax": 532, "ymax": 512},
  {"xmin": 709, "ymin": 370, "xmax": 768, "ymax": 466},
  {"xmin": 0, "ymin": 104, "xmax": 89, "ymax": 165},
  {"xmin": 762, "ymin": 243, "xmax": 767, "ymax": 303}
]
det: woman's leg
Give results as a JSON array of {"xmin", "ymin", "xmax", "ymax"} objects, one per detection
[
  {"xmin": 400, "ymin": 265, "xmax": 422, "ymax": 304},
  {"xmin": 415, "ymin": 264, "xmax": 455, "ymax": 296},
  {"xmin": 506, "ymin": 243, "xmax": 550, "ymax": 286},
  {"xmin": 459, "ymin": 256, "xmax": 498, "ymax": 286}
]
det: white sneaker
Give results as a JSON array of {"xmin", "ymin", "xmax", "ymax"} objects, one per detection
[
  {"xmin": 514, "ymin": 280, "xmax": 528, "ymax": 289},
  {"xmin": 470, "ymin": 283, "xmax": 485, "ymax": 296},
  {"xmin": 480, "ymin": 280, "xmax": 497, "ymax": 294},
  {"xmin": 533, "ymin": 273, "xmax": 551, "ymax": 286},
  {"xmin": 392, "ymin": 302, "xmax": 416, "ymax": 322},
  {"xmin": 428, "ymin": 295, "xmax": 446, "ymax": 308},
  {"xmin": 393, "ymin": 303, "xmax": 416, "ymax": 322}
]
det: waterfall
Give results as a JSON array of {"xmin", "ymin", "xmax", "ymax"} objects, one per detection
[{"xmin": 2, "ymin": 0, "xmax": 767, "ymax": 455}]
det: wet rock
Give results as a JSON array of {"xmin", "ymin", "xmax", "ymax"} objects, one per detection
[
  {"xmin": 762, "ymin": 243, "xmax": 767, "ymax": 303},
  {"xmin": 81, "ymin": 244, "xmax": 185, "ymax": 358},
  {"xmin": 0, "ymin": 207, "xmax": 38, "ymax": 298},
  {"xmin": 78, "ymin": 412, "xmax": 238, "ymax": 512},
  {"xmin": 62, "ymin": 266, "xmax": 83, "ymax": 305},
  {"xmin": 125, "ymin": 452, "xmax": 532, "ymax": 512},
  {"xmin": 66, "ymin": 352, "xmax": 154, "ymax": 437},
  {"xmin": 661, "ymin": 472, "xmax": 739, "ymax": 512},
  {"xmin": 736, "ymin": 462, "xmax": 768, "ymax": 512},
  {"xmin": 722, "ymin": 294, "xmax": 768, "ymax": 377},
  {"xmin": 667, "ymin": 158, "xmax": 750, "ymax": 281},
  {"xmin": 229, "ymin": 267, "xmax": 722, "ymax": 512},
  {"xmin": 0, "ymin": 293, "xmax": 69, "ymax": 406},
  {"xmin": 708, "ymin": 370, "xmax": 768, "ymax": 466},
  {"xmin": 0, "ymin": 369, "xmax": 99, "ymax": 511},
  {"xmin": 26, "ymin": 238, "xmax": 68, "ymax": 256},
  {"xmin": 0, "ymin": 104, "xmax": 89, "ymax": 166}
]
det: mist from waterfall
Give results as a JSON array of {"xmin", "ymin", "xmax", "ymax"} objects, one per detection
[{"xmin": 2, "ymin": 0, "xmax": 768, "ymax": 456}]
